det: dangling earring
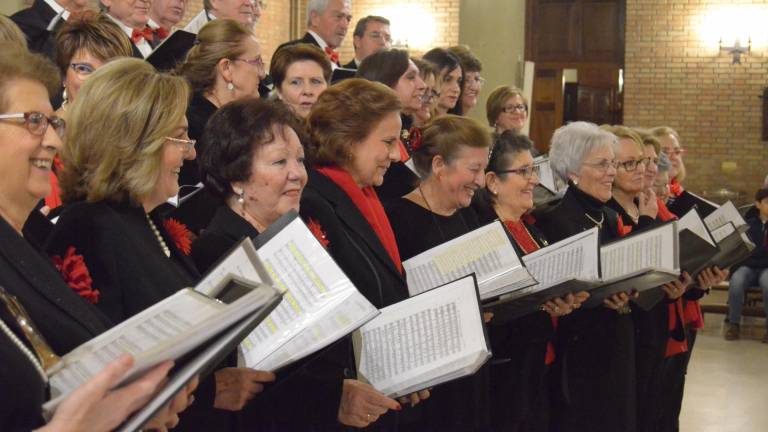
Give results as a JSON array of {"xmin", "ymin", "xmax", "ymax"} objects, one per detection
[
  {"xmin": 227, "ymin": 82, "xmax": 234, "ymax": 92},
  {"xmin": 61, "ymin": 87, "xmax": 68, "ymax": 109}
]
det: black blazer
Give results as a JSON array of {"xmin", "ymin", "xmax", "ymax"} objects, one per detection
[
  {"xmin": 299, "ymin": 169, "xmax": 408, "ymax": 430},
  {"xmin": 276, "ymin": 32, "xmax": 321, "ymax": 52},
  {"xmin": 11, "ymin": 0, "xmax": 61, "ymax": 59},
  {"xmin": 46, "ymin": 200, "xmax": 199, "ymax": 324},
  {"xmin": 341, "ymin": 58, "xmax": 357, "ymax": 69},
  {"xmin": 0, "ymin": 304, "xmax": 48, "ymax": 431},
  {"xmin": 0, "ymin": 216, "xmax": 110, "ymax": 355},
  {"xmin": 300, "ymin": 169, "xmax": 408, "ymax": 308},
  {"xmin": 191, "ymin": 204, "xmax": 355, "ymax": 430}
]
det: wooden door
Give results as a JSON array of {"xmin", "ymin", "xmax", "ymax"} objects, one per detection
[{"xmin": 529, "ymin": 67, "xmax": 564, "ymax": 154}]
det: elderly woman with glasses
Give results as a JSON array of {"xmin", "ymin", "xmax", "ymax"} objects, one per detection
[
  {"xmin": 0, "ymin": 46, "xmax": 193, "ymax": 432},
  {"xmin": 471, "ymin": 131, "xmax": 587, "ymax": 432},
  {"xmin": 533, "ymin": 121, "xmax": 636, "ymax": 432},
  {"xmin": 48, "ymin": 58, "xmax": 273, "ymax": 432},
  {"xmin": 487, "ymin": 85, "xmax": 529, "ymax": 135}
]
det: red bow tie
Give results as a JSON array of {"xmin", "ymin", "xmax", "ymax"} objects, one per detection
[
  {"xmin": 131, "ymin": 27, "xmax": 154, "ymax": 43},
  {"xmin": 154, "ymin": 27, "xmax": 170, "ymax": 40},
  {"xmin": 324, "ymin": 46, "xmax": 340, "ymax": 64}
]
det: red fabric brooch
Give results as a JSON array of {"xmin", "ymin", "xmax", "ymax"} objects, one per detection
[
  {"xmin": 52, "ymin": 246, "xmax": 99, "ymax": 304},
  {"xmin": 163, "ymin": 218, "xmax": 193, "ymax": 256},
  {"xmin": 307, "ymin": 218, "xmax": 330, "ymax": 249},
  {"xmin": 406, "ymin": 127, "xmax": 423, "ymax": 153}
]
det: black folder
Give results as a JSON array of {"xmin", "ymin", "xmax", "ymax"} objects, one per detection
[
  {"xmin": 483, "ymin": 279, "xmax": 598, "ymax": 323},
  {"xmin": 708, "ymin": 223, "xmax": 755, "ymax": 270},
  {"xmin": 582, "ymin": 269, "xmax": 680, "ymax": 308},
  {"xmin": 679, "ymin": 228, "xmax": 720, "ymax": 276},
  {"xmin": 147, "ymin": 30, "xmax": 197, "ymax": 72},
  {"xmin": 116, "ymin": 278, "xmax": 282, "ymax": 431}
]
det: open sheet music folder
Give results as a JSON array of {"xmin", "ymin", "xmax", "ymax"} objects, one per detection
[
  {"xmin": 403, "ymin": 221, "xmax": 536, "ymax": 301},
  {"xmin": 147, "ymin": 29, "xmax": 197, "ymax": 71},
  {"xmin": 43, "ymin": 246, "xmax": 283, "ymax": 415},
  {"xmin": 582, "ymin": 221, "xmax": 680, "ymax": 308},
  {"xmin": 484, "ymin": 227, "xmax": 601, "ymax": 322},
  {"xmin": 199, "ymin": 211, "xmax": 379, "ymax": 372},
  {"xmin": 353, "ymin": 275, "xmax": 490, "ymax": 398}
]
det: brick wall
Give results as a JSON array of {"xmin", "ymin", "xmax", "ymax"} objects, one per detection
[
  {"xmin": 624, "ymin": 0, "xmax": 768, "ymax": 201},
  {"xmin": 297, "ymin": 0, "xmax": 460, "ymax": 62}
]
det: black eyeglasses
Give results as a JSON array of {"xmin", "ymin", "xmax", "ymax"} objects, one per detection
[
  {"xmin": 496, "ymin": 164, "xmax": 541, "ymax": 179},
  {"xmin": 502, "ymin": 104, "xmax": 527, "ymax": 113},
  {"xmin": 616, "ymin": 157, "xmax": 650, "ymax": 172},
  {"xmin": 0, "ymin": 112, "xmax": 66, "ymax": 139}
]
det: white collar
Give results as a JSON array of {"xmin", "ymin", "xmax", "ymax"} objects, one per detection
[
  {"xmin": 43, "ymin": 0, "xmax": 69, "ymax": 21},
  {"xmin": 147, "ymin": 18, "xmax": 160, "ymax": 30},
  {"xmin": 307, "ymin": 30, "xmax": 329, "ymax": 51},
  {"xmin": 106, "ymin": 13, "xmax": 136, "ymax": 37}
]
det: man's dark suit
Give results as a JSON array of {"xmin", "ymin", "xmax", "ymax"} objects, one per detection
[
  {"xmin": 276, "ymin": 32, "xmax": 340, "ymax": 67},
  {"xmin": 341, "ymin": 58, "xmax": 357, "ymax": 69},
  {"xmin": 11, "ymin": 0, "xmax": 63, "ymax": 59}
]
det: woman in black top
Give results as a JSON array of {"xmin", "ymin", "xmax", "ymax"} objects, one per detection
[
  {"xmin": 48, "ymin": 58, "xmax": 257, "ymax": 431},
  {"xmin": 533, "ymin": 121, "xmax": 636, "ymax": 432},
  {"xmin": 472, "ymin": 131, "xmax": 586, "ymax": 432},
  {"xmin": 301, "ymin": 79, "xmax": 431, "ymax": 430},
  {"xmin": 602, "ymin": 125, "xmax": 692, "ymax": 432},
  {"xmin": 0, "ymin": 47, "xmax": 189, "ymax": 431},
  {"xmin": 385, "ymin": 114, "xmax": 491, "ymax": 432},
  {"xmin": 173, "ymin": 19, "xmax": 266, "ymax": 233},
  {"xmin": 357, "ymin": 48, "xmax": 427, "ymax": 202}
]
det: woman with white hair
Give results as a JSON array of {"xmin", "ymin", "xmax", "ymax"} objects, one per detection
[{"xmin": 534, "ymin": 121, "xmax": 636, "ymax": 432}]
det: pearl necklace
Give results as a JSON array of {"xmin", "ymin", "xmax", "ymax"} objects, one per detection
[
  {"xmin": 0, "ymin": 318, "xmax": 47, "ymax": 383},
  {"xmin": 146, "ymin": 214, "xmax": 171, "ymax": 258}
]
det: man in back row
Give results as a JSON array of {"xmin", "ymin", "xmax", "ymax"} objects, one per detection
[
  {"xmin": 184, "ymin": 0, "xmax": 262, "ymax": 34},
  {"xmin": 276, "ymin": 0, "xmax": 351, "ymax": 68},
  {"xmin": 343, "ymin": 15, "xmax": 391, "ymax": 69}
]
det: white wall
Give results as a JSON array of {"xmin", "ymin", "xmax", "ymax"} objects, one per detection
[{"xmin": 458, "ymin": 0, "xmax": 526, "ymax": 127}]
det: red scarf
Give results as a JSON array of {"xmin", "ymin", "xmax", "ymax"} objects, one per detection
[
  {"xmin": 45, "ymin": 155, "xmax": 64, "ymax": 209},
  {"xmin": 316, "ymin": 166, "xmax": 403, "ymax": 273},
  {"xmin": 655, "ymin": 201, "xmax": 690, "ymax": 357},
  {"xmin": 669, "ymin": 177, "xmax": 683, "ymax": 197},
  {"xmin": 503, "ymin": 217, "xmax": 557, "ymax": 366}
]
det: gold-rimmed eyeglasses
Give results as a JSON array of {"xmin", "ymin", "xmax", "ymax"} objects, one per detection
[{"xmin": 165, "ymin": 136, "xmax": 196, "ymax": 153}]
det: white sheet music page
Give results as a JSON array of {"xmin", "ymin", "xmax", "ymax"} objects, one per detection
[
  {"xmin": 534, "ymin": 156, "xmax": 558, "ymax": 193},
  {"xmin": 703, "ymin": 201, "xmax": 746, "ymax": 232},
  {"xmin": 195, "ymin": 239, "xmax": 264, "ymax": 297},
  {"xmin": 403, "ymin": 221, "xmax": 526, "ymax": 299},
  {"xmin": 677, "ymin": 208, "xmax": 716, "ymax": 246},
  {"xmin": 355, "ymin": 276, "xmax": 488, "ymax": 397},
  {"xmin": 522, "ymin": 227, "xmax": 600, "ymax": 288},
  {"xmin": 600, "ymin": 223, "xmax": 678, "ymax": 280},
  {"xmin": 239, "ymin": 217, "xmax": 378, "ymax": 371}
]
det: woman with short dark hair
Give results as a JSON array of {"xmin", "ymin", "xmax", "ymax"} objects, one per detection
[{"xmin": 269, "ymin": 43, "xmax": 331, "ymax": 119}]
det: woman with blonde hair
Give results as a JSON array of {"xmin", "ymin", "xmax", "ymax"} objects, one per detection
[
  {"xmin": 176, "ymin": 18, "xmax": 264, "ymax": 186},
  {"xmin": 0, "ymin": 15, "xmax": 27, "ymax": 50},
  {"xmin": 487, "ymin": 85, "xmax": 529, "ymax": 135},
  {"xmin": 48, "ymin": 58, "xmax": 273, "ymax": 431}
]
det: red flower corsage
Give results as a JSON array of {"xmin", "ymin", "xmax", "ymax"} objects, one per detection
[
  {"xmin": 163, "ymin": 218, "xmax": 193, "ymax": 255},
  {"xmin": 52, "ymin": 246, "xmax": 99, "ymax": 304},
  {"xmin": 407, "ymin": 127, "xmax": 423, "ymax": 153},
  {"xmin": 306, "ymin": 218, "xmax": 330, "ymax": 249}
]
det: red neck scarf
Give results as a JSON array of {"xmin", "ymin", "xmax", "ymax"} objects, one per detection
[
  {"xmin": 669, "ymin": 177, "xmax": 683, "ymax": 197},
  {"xmin": 502, "ymin": 217, "xmax": 557, "ymax": 365},
  {"xmin": 316, "ymin": 166, "xmax": 403, "ymax": 273}
]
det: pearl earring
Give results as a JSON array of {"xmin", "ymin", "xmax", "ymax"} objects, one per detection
[
  {"xmin": 492, "ymin": 190, "xmax": 498, "ymax": 196},
  {"xmin": 227, "ymin": 82, "xmax": 234, "ymax": 92}
]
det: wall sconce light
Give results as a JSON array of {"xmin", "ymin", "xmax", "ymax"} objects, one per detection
[{"xmin": 719, "ymin": 37, "xmax": 751, "ymax": 64}]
